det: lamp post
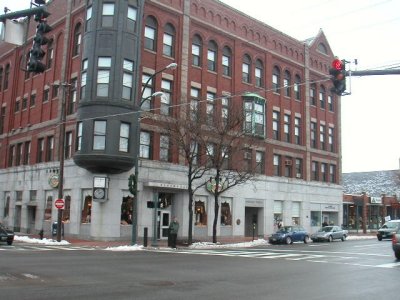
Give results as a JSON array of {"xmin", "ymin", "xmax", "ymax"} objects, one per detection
[{"xmin": 131, "ymin": 62, "xmax": 178, "ymax": 245}]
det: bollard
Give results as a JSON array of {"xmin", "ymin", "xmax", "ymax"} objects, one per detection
[{"xmin": 143, "ymin": 227, "xmax": 148, "ymax": 247}]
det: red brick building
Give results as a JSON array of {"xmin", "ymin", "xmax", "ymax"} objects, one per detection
[{"xmin": 0, "ymin": 0, "xmax": 342, "ymax": 242}]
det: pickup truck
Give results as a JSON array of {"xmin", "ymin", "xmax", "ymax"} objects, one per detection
[{"xmin": 311, "ymin": 225, "xmax": 348, "ymax": 242}]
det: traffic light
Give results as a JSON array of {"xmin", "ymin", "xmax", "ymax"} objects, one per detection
[
  {"xmin": 329, "ymin": 58, "xmax": 346, "ymax": 96},
  {"xmin": 27, "ymin": 10, "xmax": 52, "ymax": 73}
]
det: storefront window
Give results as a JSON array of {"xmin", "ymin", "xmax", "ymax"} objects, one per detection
[
  {"xmin": 195, "ymin": 199, "xmax": 207, "ymax": 226},
  {"xmin": 273, "ymin": 200, "xmax": 283, "ymax": 229},
  {"xmin": 44, "ymin": 196, "xmax": 52, "ymax": 220},
  {"xmin": 121, "ymin": 196, "xmax": 133, "ymax": 225},
  {"xmin": 311, "ymin": 211, "xmax": 321, "ymax": 227},
  {"xmin": 81, "ymin": 195, "xmax": 92, "ymax": 223},
  {"xmin": 62, "ymin": 195, "xmax": 71, "ymax": 222},
  {"xmin": 220, "ymin": 198, "xmax": 232, "ymax": 226},
  {"xmin": 292, "ymin": 201, "xmax": 300, "ymax": 225}
]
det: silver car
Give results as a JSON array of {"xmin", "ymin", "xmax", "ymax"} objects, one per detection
[{"xmin": 311, "ymin": 226, "xmax": 347, "ymax": 242}]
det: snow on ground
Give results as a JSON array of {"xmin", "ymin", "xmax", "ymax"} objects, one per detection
[
  {"xmin": 13, "ymin": 233, "xmax": 375, "ymax": 251},
  {"xmin": 14, "ymin": 235, "xmax": 70, "ymax": 245}
]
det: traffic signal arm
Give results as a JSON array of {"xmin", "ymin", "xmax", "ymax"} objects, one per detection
[{"xmin": 348, "ymin": 69, "xmax": 400, "ymax": 76}]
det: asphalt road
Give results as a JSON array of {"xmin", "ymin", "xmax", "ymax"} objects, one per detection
[{"xmin": 0, "ymin": 239, "xmax": 398, "ymax": 300}]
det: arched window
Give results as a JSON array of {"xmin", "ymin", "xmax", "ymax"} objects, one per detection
[
  {"xmin": 144, "ymin": 16, "xmax": 158, "ymax": 51},
  {"xmin": 73, "ymin": 23, "xmax": 82, "ymax": 56},
  {"xmin": 284, "ymin": 70, "xmax": 291, "ymax": 97},
  {"xmin": 192, "ymin": 34, "xmax": 202, "ymax": 67},
  {"xmin": 46, "ymin": 39, "xmax": 54, "ymax": 69},
  {"xmin": 242, "ymin": 54, "xmax": 251, "ymax": 83},
  {"xmin": 163, "ymin": 23, "xmax": 175, "ymax": 57},
  {"xmin": 294, "ymin": 75, "xmax": 301, "ymax": 100},
  {"xmin": 272, "ymin": 66, "xmax": 280, "ymax": 94},
  {"xmin": 207, "ymin": 40, "xmax": 217, "ymax": 71},
  {"xmin": 310, "ymin": 83, "xmax": 316, "ymax": 106},
  {"xmin": 255, "ymin": 59, "xmax": 263, "ymax": 87},
  {"xmin": 222, "ymin": 46, "xmax": 232, "ymax": 76}
]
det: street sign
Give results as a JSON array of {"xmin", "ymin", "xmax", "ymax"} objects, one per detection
[{"xmin": 55, "ymin": 198, "xmax": 65, "ymax": 209}]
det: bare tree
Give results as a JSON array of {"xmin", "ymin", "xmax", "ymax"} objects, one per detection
[
  {"xmin": 162, "ymin": 111, "xmax": 210, "ymax": 245},
  {"xmin": 201, "ymin": 103, "xmax": 260, "ymax": 243}
]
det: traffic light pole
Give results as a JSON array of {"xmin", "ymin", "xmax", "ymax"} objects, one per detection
[
  {"xmin": 348, "ymin": 69, "xmax": 400, "ymax": 76},
  {"xmin": 0, "ymin": 7, "xmax": 48, "ymax": 22}
]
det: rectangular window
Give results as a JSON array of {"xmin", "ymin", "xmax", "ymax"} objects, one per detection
[
  {"xmin": 195, "ymin": 197, "xmax": 207, "ymax": 226},
  {"xmin": 220, "ymin": 198, "xmax": 232, "ymax": 226},
  {"xmin": 222, "ymin": 55, "xmax": 230, "ymax": 76},
  {"xmin": 320, "ymin": 125, "xmax": 326, "ymax": 150},
  {"xmin": 207, "ymin": 50, "xmax": 216, "ymax": 71},
  {"xmin": 93, "ymin": 120, "xmax": 107, "ymax": 150},
  {"xmin": 81, "ymin": 59, "xmax": 88, "ymax": 99},
  {"xmin": 30, "ymin": 94, "xmax": 36, "ymax": 107},
  {"xmin": 77, "ymin": 122, "xmax": 82, "ymax": 151},
  {"xmin": 45, "ymin": 136, "xmax": 54, "ymax": 162},
  {"xmin": 255, "ymin": 151, "xmax": 264, "ymax": 174},
  {"xmin": 122, "ymin": 73, "xmax": 133, "ymax": 100},
  {"xmin": 23, "ymin": 141, "xmax": 31, "ymax": 165},
  {"xmin": 284, "ymin": 114, "xmax": 291, "ymax": 143},
  {"xmin": 15, "ymin": 100, "xmax": 20, "ymax": 112},
  {"xmin": 102, "ymin": 3, "xmax": 114, "ymax": 27},
  {"xmin": 272, "ymin": 74, "xmax": 279, "ymax": 93},
  {"xmin": 284, "ymin": 156, "xmax": 292, "ymax": 177},
  {"xmin": 8, "ymin": 145, "xmax": 15, "ymax": 167},
  {"xmin": 242, "ymin": 63, "xmax": 250, "ymax": 83},
  {"xmin": 65, "ymin": 132, "xmax": 72, "ymax": 158},
  {"xmin": 86, "ymin": 6, "xmax": 92, "ymax": 31},
  {"xmin": 37, "ymin": 138, "xmax": 44, "ymax": 163},
  {"xmin": 273, "ymin": 154, "xmax": 281, "ymax": 176},
  {"xmin": 329, "ymin": 127, "xmax": 334, "ymax": 152},
  {"xmin": 52, "ymin": 84, "xmax": 59, "ymax": 99},
  {"xmin": 141, "ymin": 74, "xmax": 153, "ymax": 110},
  {"xmin": 190, "ymin": 88, "xmax": 200, "ymax": 120},
  {"xmin": 163, "ymin": 33, "xmax": 173, "ymax": 57},
  {"xmin": 22, "ymin": 97, "xmax": 28, "ymax": 110},
  {"xmin": 192, "ymin": 44, "xmax": 200, "ymax": 66},
  {"xmin": 273, "ymin": 111, "xmax": 280, "ymax": 140},
  {"xmin": 127, "ymin": 6, "xmax": 137, "ymax": 31},
  {"xmin": 221, "ymin": 97, "xmax": 229, "ymax": 125},
  {"xmin": 119, "ymin": 123, "xmax": 130, "ymax": 152},
  {"xmin": 67, "ymin": 78, "xmax": 77, "ymax": 115},
  {"xmin": 161, "ymin": 79, "xmax": 172, "ymax": 115},
  {"xmin": 160, "ymin": 135, "xmax": 170, "ymax": 162},
  {"xmin": 310, "ymin": 85, "xmax": 316, "ymax": 106},
  {"xmin": 321, "ymin": 163, "xmax": 327, "ymax": 182},
  {"xmin": 295, "ymin": 158, "xmax": 302, "ymax": 179},
  {"xmin": 139, "ymin": 131, "xmax": 151, "ymax": 158},
  {"xmin": 43, "ymin": 89, "xmax": 49, "ymax": 102},
  {"xmin": 206, "ymin": 143, "xmax": 214, "ymax": 167},
  {"xmin": 329, "ymin": 164, "xmax": 336, "ymax": 183},
  {"xmin": 255, "ymin": 67, "xmax": 262, "ymax": 87},
  {"xmin": 97, "ymin": 57, "xmax": 111, "ymax": 97},
  {"xmin": 15, "ymin": 143, "xmax": 22, "ymax": 166},
  {"xmin": 144, "ymin": 26, "xmax": 156, "ymax": 51},
  {"xmin": 294, "ymin": 117, "xmax": 301, "ymax": 145},
  {"xmin": 311, "ymin": 161, "xmax": 318, "ymax": 181},
  {"xmin": 206, "ymin": 92, "xmax": 215, "ymax": 125},
  {"xmin": 311, "ymin": 121, "xmax": 317, "ymax": 148},
  {"xmin": 328, "ymin": 95, "xmax": 334, "ymax": 111}
]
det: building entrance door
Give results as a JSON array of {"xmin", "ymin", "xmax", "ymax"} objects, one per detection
[{"xmin": 158, "ymin": 211, "xmax": 170, "ymax": 240}]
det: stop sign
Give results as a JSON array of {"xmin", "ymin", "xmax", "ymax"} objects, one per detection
[{"xmin": 55, "ymin": 198, "xmax": 65, "ymax": 209}]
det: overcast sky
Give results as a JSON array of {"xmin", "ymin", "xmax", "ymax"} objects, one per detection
[{"xmin": 1, "ymin": 0, "xmax": 399, "ymax": 173}]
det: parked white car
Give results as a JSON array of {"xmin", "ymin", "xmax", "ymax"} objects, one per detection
[{"xmin": 311, "ymin": 226, "xmax": 348, "ymax": 242}]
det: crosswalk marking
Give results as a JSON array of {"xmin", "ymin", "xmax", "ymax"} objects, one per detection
[{"xmin": 151, "ymin": 248, "xmax": 400, "ymax": 269}]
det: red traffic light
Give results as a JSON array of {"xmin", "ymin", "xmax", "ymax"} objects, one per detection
[{"xmin": 332, "ymin": 59, "xmax": 343, "ymax": 70}]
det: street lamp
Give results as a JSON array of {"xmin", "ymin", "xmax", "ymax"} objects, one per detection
[{"xmin": 131, "ymin": 62, "xmax": 178, "ymax": 245}]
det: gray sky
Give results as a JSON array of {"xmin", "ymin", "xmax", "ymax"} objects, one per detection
[{"xmin": 1, "ymin": 0, "xmax": 399, "ymax": 173}]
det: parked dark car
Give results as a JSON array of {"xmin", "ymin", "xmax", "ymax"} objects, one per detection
[
  {"xmin": 377, "ymin": 220, "xmax": 400, "ymax": 241},
  {"xmin": 269, "ymin": 225, "xmax": 310, "ymax": 244},
  {"xmin": 391, "ymin": 230, "xmax": 400, "ymax": 259},
  {"xmin": 0, "ymin": 223, "xmax": 14, "ymax": 245},
  {"xmin": 311, "ymin": 225, "xmax": 348, "ymax": 242}
]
